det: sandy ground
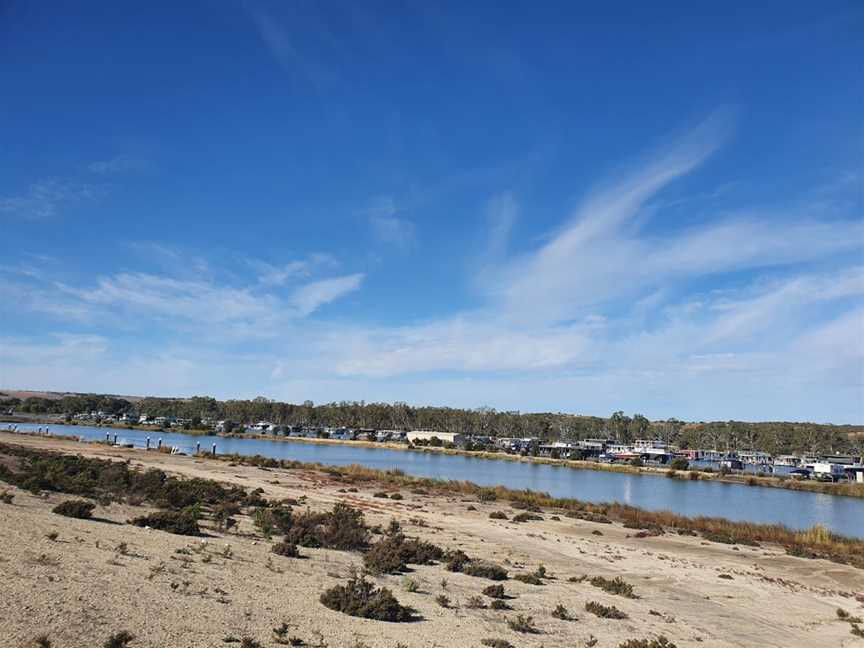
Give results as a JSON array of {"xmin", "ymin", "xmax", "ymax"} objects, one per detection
[{"xmin": 0, "ymin": 433, "xmax": 862, "ymax": 648}]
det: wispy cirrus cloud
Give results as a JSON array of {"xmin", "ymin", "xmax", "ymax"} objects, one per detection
[
  {"xmin": 247, "ymin": 3, "xmax": 346, "ymax": 94},
  {"xmin": 288, "ymin": 273, "xmax": 364, "ymax": 317},
  {"xmin": 88, "ymin": 154, "xmax": 151, "ymax": 175},
  {"xmin": 0, "ymin": 179, "xmax": 97, "ymax": 219},
  {"xmin": 364, "ymin": 196, "xmax": 417, "ymax": 251},
  {"xmin": 3, "ymin": 115, "xmax": 861, "ymax": 422}
]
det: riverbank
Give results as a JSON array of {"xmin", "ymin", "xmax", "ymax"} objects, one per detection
[
  {"xmin": 9, "ymin": 417, "xmax": 864, "ymax": 499},
  {"xmin": 1, "ymin": 433, "xmax": 862, "ymax": 648}
]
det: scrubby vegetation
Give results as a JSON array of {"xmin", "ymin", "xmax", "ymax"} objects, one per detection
[
  {"xmin": 552, "ymin": 603, "xmax": 573, "ymax": 620},
  {"xmin": 284, "ymin": 503, "xmax": 370, "ymax": 550},
  {"xmin": 445, "ymin": 550, "xmax": 508, "ymax": 580},
  {"xmin": 489, "ymin": 511, "xmax": 508, "ymax": 520},
  {"xmin": 512, "ymin": 511, "xmax": 543, "ymax": 523},
  {"xmin": 618, "ymin": 637, "xmax": 677, "ymax": 648},
  {"xmin": 507, "ymin": 614, "xmax": 539, "ymax": 633},
  {"xmin": 363, "ymin": 520, "xmax": 444, "ymax": 574},
  {"xmin": 130, "ymin": 510, "xmax": 201, "ymax": 536},
  {"xmin": 52, "ymin": 499, "xmax": 95, "ymax": 519},
  {"xmin": 103, "ymin": 631, "xmax": 134, "ymax": 648},
  {"xmin": 590, "ymin": 575, "xmax": 637, "ymax": 598},
  {"xmin": 585, "ymin": 601, "xmax": 628, "ymax": 619},
  {"xmin": 206, "ymin": 453, "xmax": 864, "ymax": 569},
  {"xmin": 271, "ymin": 541, "xmax": 301, "ymax": 558},
  {"xmin": 482, "ymin": 584, "xmax": 508, "ymax": 599},
  {"xmin": 513, "ymin": 573, "xmax": 543, "ymax": 585},
  {"xmin": 0, "ymin": 490, "xmax": 13, "ymax": 504},
  {"xmin": 319, "ymin": 572, "xmax": 415, "ymax": 622},
  {"xmin": 480, "ymin": 640, "xmax": 514, "ymax": 648}
]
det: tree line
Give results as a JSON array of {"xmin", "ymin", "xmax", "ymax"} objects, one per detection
[{"xmin": 2, "ymin": 393, "xmax": 861, "ymax": 456}]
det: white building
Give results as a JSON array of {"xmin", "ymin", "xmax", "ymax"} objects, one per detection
[{"xmin": 406, "ymin": 430, "xmax": 464, "ymax": 446}]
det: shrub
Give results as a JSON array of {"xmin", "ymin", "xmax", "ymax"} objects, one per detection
[
  {"xmin": 444, "ymin": 550, "xmax": 507, "ymax": 580},
  {"xmin": 285, "ymin": 503, "xmax": 369, "ymax": 551},
  {"xmin": 551, "ymin": 603, "xmax": 572, "ymax": 620},
  {"xmin": 490, "ymin": 600, "xmax": 512, "ymax": 610},
  {"xmin": 480, "ymin": 640, "xmax": 513, "ymax": 648},
  {"xmin": 0, "ymin": 491, "xmax": 13, "ymax": 504},
  {"xmin": 513, "ymin": 573, "xmax": 543, "ymax": 585},
  {"xmin": 837, "ymin": 607, "xmax": 863, "ymax": 624},
  {"xmin": 213, "ymin": 502, "xmax": 240, "ymax": 531},
  {"xmin": 364, "ymin": 529, "xmax": 444, "ymax": 574},
  {"xmin": 253, "ymin": 505, "xmax": 293, "ymax": 538},
  {"xmin": 590, "ymin": 576, "xmax": 637, "ymax": 598},
  {"xmin": 585, "ymin": 601, "xmax": 628, "ymax": 619},
  {"xmin": 435, "ymin": 594, "xmax": 451, "ymax": 608},
  {"xmin": 240, "ymin": 639, "xmax": 262, "ymax": 648},
  {"xmin": 320, "ymin": 572, "xmax": 415, "ymax": 622},
  {"xmin": 489, "ymin": 511, "xmax": 508, "ymax": 520},
  {"xmin": 130, "ymin": 510, "xmax": 201, "ymax": 536},
  {"xmin": 465, "ymin": 595, "xmax": 486, "ymax": 609},
  {"xmin": 463, "ymin": 560, "xmax": 508, "ymax": 580},
  {"xmin": 507, "ymin": 614, "xmax": 539, "ymax": 633},
  {"xmin": 53, "ymin": 500, "xmax": 96, "ymax": 519},
  {"xmin": 512, "ymin": 512, "xmax": 542, "ymax": 523},
  {"xmin": 629, "ymin": 458, "xmax": 644, "ymax": 468},
  {"xmin": 670, "ymin": 458, "xmax": 689, "ymax": 471},
  {"xmin": 477, "ymin": 490, "xmax": 497, "ymax": 503},
  {"xmin": 390, "ymin": 493, "xmax": 403, "ymax": 500},
  {"xmin": 103, "ymin": 631, "xmax": 134, "ymax": 648},
  {"xmin": 271, "ymin": 542, "xmax": 301, "ymax": 558},
  {"xmin": 482, "ymin": 584, "xmax": 507, "ymax": 599},
  {"xmin": 402, "ymin": 577, "xmax": 419, "ymax": 592},
  {"xmin": 618, "ymin": 637, "xmax": 677, "ymax": 648},
  {"xmin": 374, "ymin": 492, "xmax": 390, "ymax": 498}
]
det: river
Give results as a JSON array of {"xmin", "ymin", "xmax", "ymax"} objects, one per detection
[{"xmin": 8, "ymin": 422, "xmax": 864, "ymax": 538}]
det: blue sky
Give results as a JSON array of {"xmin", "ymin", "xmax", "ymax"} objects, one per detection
[{"xmin": 1, "ymin": 1, "xmax": 862, "ymax": 423}]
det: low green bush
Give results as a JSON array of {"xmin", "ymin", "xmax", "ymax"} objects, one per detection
[
  {"xmin": 271, "ymin": 542, "xmax": 301, "ymax": 558},
  {"xmin": 320, "ymin": 572, "xmax": 415, "ymax": 622},
  {"xmin": 585, "ymin": 601, "xmax": 628, "ymax": 619},
  {"xmin": 590, "ymin": 575, "xmax": 637, "ymax": 598},
  {"xmin": 52, "ymin": 500, "xmax": 95, "ymax": 519},
  {"xmin": 130, "ymin": 509, "xmax": 201, "ymax": 536},
  {"xmin": 618, "ymin": 637, "xmax": 677, "ymax": 648}
]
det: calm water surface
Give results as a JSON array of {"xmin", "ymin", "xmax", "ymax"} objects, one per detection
[{"xmin": 10, "ymin": 423, "xmax": 864, "ymax": 538}]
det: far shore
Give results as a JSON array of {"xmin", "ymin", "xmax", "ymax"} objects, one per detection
[{"xmin": 4, "ymin": 415, "xmax": 863, "ymax": 499}]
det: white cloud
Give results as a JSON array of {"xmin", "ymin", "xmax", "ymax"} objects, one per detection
[
  {"xmin": 2, "ymin": 115, "xmax": 861, "ymax": 422},
  {"xmin": 288, "ymin": 274, "xmax": 364, "ymax": 317},
  {"xmin": 366, "ymin": 196, "xmax": 416, "ymax": 250},
  {"xmin": 0, "ymin": 179, "xmax": 96, "ymax": 219},
  {"xmin": 88, "ymin": 155, "xmax": 150, "ymax": 174},
  {"xmin": 370, "ymin": 215, "xmax": 416, "ymax": 250}
]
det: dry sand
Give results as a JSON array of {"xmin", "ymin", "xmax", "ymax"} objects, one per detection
[{"xmin": 0, "ymin": 432, "xmax": 862, "ymax": 648}]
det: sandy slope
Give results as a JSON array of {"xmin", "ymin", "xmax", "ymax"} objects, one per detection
[{"xmin": 0, "ymin": 432, "xmax": 862, "ymax": 648}]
